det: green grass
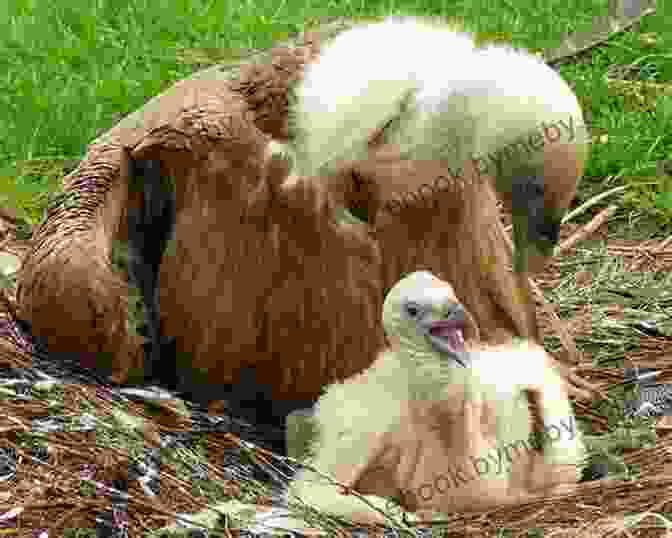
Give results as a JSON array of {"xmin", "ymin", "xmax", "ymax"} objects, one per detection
[
  {"xmin": 558, "ymin": 6, "xmax": 672, "ymax": 237},
  {"xmin": 1, "ymin": 0, "xmax": 670, "ymax": 231},
  {"xmin": 0, "ymin": 0, "xmax": 631, "ymax": 220}
]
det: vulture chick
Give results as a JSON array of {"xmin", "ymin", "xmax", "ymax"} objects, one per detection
[{"xmin": 287, "ymin": 270, "xmax": 586, "ymax": 524}]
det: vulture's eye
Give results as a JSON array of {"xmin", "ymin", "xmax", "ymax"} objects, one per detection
[{"xmin": 405, "ymin": 302, "xmax": 422, "ymax": 318}]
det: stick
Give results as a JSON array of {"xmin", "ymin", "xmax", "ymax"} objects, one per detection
[
  {"xmin": 557, "ymin": 205, "xmax": 618, "ymax": 255},
  {"xmin": 629, "ymin": 233, "xmax": 672, "ymax": 271}
]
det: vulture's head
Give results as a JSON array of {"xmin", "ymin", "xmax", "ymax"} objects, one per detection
[{"xmin": 382, "ymin": 270, "xmax": 479, "ymax": 367}]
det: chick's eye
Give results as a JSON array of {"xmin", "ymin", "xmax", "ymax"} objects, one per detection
[{"xmin": 405, "ymin": 303, "xmax": 421, "ymax": 318}]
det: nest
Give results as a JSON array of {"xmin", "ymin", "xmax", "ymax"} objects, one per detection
[{"xmin": 2, "ymin": 194, "xmax": 672, "ymax": 537}]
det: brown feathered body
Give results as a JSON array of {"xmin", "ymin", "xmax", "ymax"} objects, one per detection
[{"xmin": 17, "ymin": 30, "xmax": 536, "ymax": 405}]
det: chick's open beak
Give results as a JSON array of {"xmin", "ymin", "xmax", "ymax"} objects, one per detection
[{"xmin": 426, "ymin": 304, "xmax": 469, "ymax": 366}]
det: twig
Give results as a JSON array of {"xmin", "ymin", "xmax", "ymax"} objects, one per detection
[
  {"xmin": 629, "ymin": 233, "xmax": 672, "ymax": 271},
  {"xmin": 531, "ymin": 277, "xmax": 581, "ymax": 364},
  {"xmin": 557, "ymin": 205, "xmax": 618, "ymax": 255},
  {"xmin": 561, "ymin": 184, "xmax": 625, "ymax": 224},
  {"xmin": 657, "ymin": 235, "xmax": 672, "ymax": 250},
  {"xmin": 573, "ymin": 401, "xmax": 611, "ymax": 428},
  {"xmin": 544, "ymin": 0, "xmax": 657, "ymax": 64}
]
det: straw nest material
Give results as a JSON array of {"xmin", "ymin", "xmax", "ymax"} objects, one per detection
[{"xmin": 2, "ymin": 211, "xmax": 672, "ymax": 536}]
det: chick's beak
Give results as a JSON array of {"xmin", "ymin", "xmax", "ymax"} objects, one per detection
[{"xmin": 426, "ymin": 303, "xmax": 469, "ymax": 365}]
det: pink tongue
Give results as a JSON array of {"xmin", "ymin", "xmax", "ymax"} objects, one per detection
[{"xmin": 433, "ymin": 328, "xmax": 465, "ymax": 351}]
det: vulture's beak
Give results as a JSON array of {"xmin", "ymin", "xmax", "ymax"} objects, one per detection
[{"xmin": 425, "ymin": 305, "xmax": 469, "ymax": 367}]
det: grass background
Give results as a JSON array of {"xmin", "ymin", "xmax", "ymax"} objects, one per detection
[{"xmin": 0, "ymin": 0, "xmax": 670, "ymax": 236}]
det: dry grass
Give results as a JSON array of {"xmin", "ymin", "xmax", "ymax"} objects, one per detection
[{"xmin": 1, "ymin": 193, "xmax": 672, "ymax": 537}]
